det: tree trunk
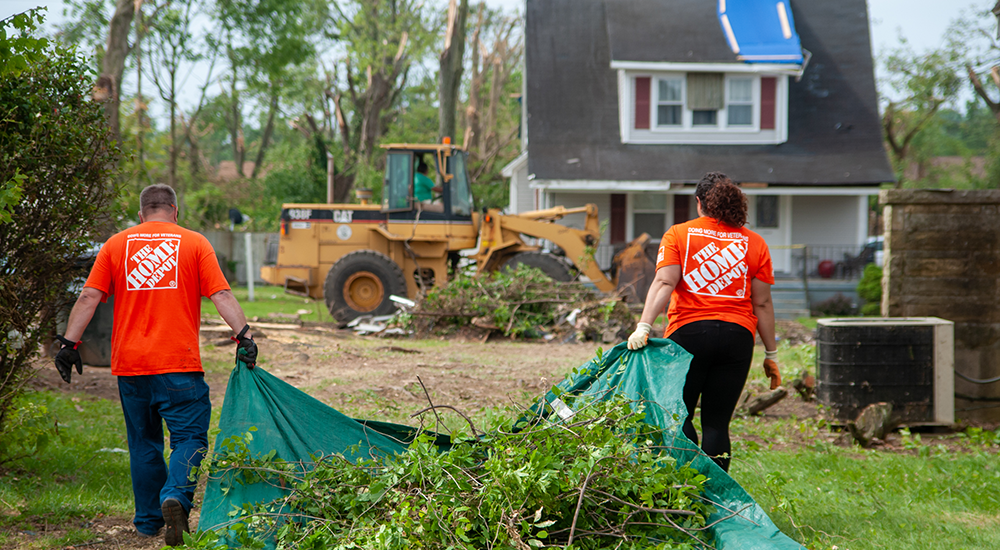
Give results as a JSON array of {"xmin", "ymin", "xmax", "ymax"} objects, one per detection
[
  {"xmin": 462, "ymin": 3, "xmax": 485, "ymax": 151},
  {"xmin": 438, "ymin": 0, "xmax": 469, "ymax": 143},
  {"xmin": 168, "ymin": 67, "xmax": 178, "ymax": 191},
  {"xmin": 227, "ymin": 64, "xmax": 245, "ymax": 178},
  {"xmin": 135, "ymin": 5, "xmax": 145, "ymax": 175},
  {"xmin": 252, "ymin": 89, "xmax": 280, "ymax": 180},
  {"xmin": 100, "ymin": 0, "xmax": 136, "ymax": 141}
]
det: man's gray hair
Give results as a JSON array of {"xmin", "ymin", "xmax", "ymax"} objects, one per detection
[{"xmin": 139, "ymin": 184, "xmax": 177, "ymax": 215}]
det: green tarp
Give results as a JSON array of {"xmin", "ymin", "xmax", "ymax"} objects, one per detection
[{"xmin": 199, "ymin": 340, "xmax": 803, "ymax": 549}]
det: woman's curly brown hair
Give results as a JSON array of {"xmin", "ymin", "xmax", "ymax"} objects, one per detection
[{"xmin": 695, "ymin": 171, "xmax": 747, "ymax": 227}]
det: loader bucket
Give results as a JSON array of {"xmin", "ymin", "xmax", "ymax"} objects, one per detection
[{"xmin": 612, "ymin": 233, "xmax": 658, "ymax": 303}]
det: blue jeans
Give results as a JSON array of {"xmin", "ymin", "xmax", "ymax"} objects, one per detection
[{"xmin": 118, "ymin": 372, "xmax": 211, "ymax": 536}]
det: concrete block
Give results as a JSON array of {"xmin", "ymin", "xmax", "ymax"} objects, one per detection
[{"xmin": 904, "ymin": 258, "xmax": 967, "ymax": 278}]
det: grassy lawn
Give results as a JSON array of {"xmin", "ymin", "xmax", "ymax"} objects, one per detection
[
  {"xmin": 2, "ymin": 301, "xmax": 998, "ymax": 549},
  {"xmin": 0, "ymin": 392, "xmax": 133, "ymax": 547},
  {"xmin": 200, "ymin": 284, "xmax": 330, "ymax": 323}
]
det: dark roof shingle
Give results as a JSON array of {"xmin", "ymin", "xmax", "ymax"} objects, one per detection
[{"xmin": 525, "ymin": 0, "xmax": 894, "ymax": 186}]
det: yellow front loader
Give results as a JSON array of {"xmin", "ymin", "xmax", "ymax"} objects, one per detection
[{"xmin": 260, "ymin": 143, "xmax": 655, "ymax": 323}]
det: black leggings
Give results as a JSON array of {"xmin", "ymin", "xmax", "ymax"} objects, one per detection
[{"xmin": 669, "ymin": 320, "xmax": 754, "ymax": 472}]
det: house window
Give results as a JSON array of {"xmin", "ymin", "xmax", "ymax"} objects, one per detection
[
  {"xmin": 624, "ymin": 70, "xmax": 786, "ymax": 144},
  {"xmin": 728, "ymin": 78, "xmax": 753, "ymax": 126},
  {"xmin": 756, "ymin": 195, "xmax": 779, "ymax": 228},
  {"xmin": 692, "ymin": 110, "xmax": 718, "ymax": 126},
  {"xmin": 688, "ymin": 73, "xmax": 723, "ymax": 127},
  {"xmin": 633, "ymin": 193, "xmax": 669, "ymax": 238},
  {"xmin": 657, "ymin": 78, "xmax": 683, "ymax": 126}
]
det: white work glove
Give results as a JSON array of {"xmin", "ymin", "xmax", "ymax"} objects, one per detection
[{"xmin": 627, "ymin": 322, "xmax": 653, "ymax": 350}]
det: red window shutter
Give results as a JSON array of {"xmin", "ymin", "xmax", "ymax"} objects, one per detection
[
  {"xmin": 610, "ymin": 194, "xmax": 626, "ymax": 243},
  {"xmin": 634, "ymin": 77, "xmax": 651, "ymax": 130},
  {"xmin": 760, "ymin": 77, "xmax": 776, "ymax": 130}
]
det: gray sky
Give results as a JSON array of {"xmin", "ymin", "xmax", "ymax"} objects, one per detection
[{"xmin": 1, "ymin": 0, "xmax": 988, "ymax": 57}]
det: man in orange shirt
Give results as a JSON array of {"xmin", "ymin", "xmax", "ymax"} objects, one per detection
[{"xmin": 53, "ymin": 184, "xmax": 257, "ymax": 546}]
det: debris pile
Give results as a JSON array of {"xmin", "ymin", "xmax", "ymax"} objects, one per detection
[{"xmin": 408, "ymin": 267, "xmax": 634, "ymax": 342}]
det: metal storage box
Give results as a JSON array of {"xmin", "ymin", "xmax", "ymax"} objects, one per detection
[{"xmin": 816, "ymin": 317, "xmax": 954, "ymax": 425}]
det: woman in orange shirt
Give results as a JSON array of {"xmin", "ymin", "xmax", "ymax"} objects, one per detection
[{"xmin": 627, "ymin": 172, "xmax": 781, "ymax": 472}]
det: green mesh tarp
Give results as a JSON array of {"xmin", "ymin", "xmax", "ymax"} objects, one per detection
[
  {"xmin": 197, "ymin": 365, "xmax": 446, "ymax": 539},
  {"xmin": 533, "ymin": 339, "xmax": 804, "ymax": 550},
  {"xmin": 199, "ymin": 340, "xmax": 803, "ymax": 549}
]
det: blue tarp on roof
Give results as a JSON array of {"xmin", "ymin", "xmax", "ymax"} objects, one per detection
[{"xmin": 718, "ymin": 0, "xmax": 803, "ymax": 64}]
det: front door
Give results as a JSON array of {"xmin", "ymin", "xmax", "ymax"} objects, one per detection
[{"xmin": 746, "ymin": 195, "xmax": 792, "ymax": 275}]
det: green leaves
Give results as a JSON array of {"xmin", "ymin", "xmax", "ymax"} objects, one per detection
[
  {"xmin": 197, "ymin": 398, "xmax": 716, "ymax": 549},
  {"xmin": 0, "ymin": 28, "xmax": 121, "ymax": 440},
  {"xmin": 0, "ymin": 9, "xmax": 49, "ymax": 77}
]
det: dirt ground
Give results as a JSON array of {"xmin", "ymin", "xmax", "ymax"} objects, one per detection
[{"xmin": 13, "ymin": 321, "xmax": 987, "ymax": 549}]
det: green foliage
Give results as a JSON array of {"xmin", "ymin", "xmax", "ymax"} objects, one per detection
[
  {"xmin": 262, "ymin": 140, "xmax": 327, "ymax": 204},
  {"xmin": 0, "ymin": 38, "xmax": 122, "ymax": 435},
  {"xmin": 0, "ymin": 170, "xmax": 24, "ymax": 224},
  {"xmin": 0, "ymin": 399, "xmax": 59, "ymax": 465},
  {"xmin": 194, "ymin": 399, "xmax": 716, "ymax": 549},
  {"xmin": 0, "ymin": 9, "xmax": 49, "ymax": 76},
  {"xmin": 420, "ymin": 266, "xmax": 562, "ymax": 337},
  {"xmin": 186, "ymin": 186, "xmax": 232, "ymax": 228},
  {"xmin": 215, "ymin": 0, "xmax": 326, "ymax": 87},
  {"xmin": 813, "ymin": 293, "xmax": 855, "ymax": 317},
  {"xmin": 0, "ymin": 391, "xmax": 135, "ymax": 547},
  {"xmin": 957, "ymin": 426, "xmax": 1000, "ymax": 448},
  {"xmin": 856, "ymin": 264, "xmax": 883, "ymax": 316},
  {"xmin": 411, "ymin": 266, "xmax": 633, "ymax": 340}
]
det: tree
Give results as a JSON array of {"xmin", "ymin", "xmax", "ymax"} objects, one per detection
[
  {"xmin": 214, "ymin": 0, "xmax": 326, "ymax": 180},
  {"xmin": 461, "ymin": 4, "xmax": 523, "ymax": 208},
  {"xmin": 319, "ymin": 0, "xmax": 435, "ymax": 202},
  {"xmin": 880, "ymin": 40, "xmax": 961, "ymax": 188},
  {"xmin": 438, "ymin": 0, "xmax": 469, "ymax": 142},
  {"xmin": 947, "ymin": 3, "xmax": 1000, "ymax": 125},
  {"xmin": 146, "ymin": 1, "xmax": 215, "ymax": 196},
  {"xmin": 0, "ymin": 43, "xmax": 122, "ymax": 435},
  {"xmin": 0, "ymin": 9, "xmax": 49, "ymax": 224},
  {"xmin": 98, "ymin": 0, "xmax": 136, "ymax": 140}
]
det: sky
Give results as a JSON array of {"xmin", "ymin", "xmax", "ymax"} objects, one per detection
[
  {"xmin": 1, "ymin": 0, "xmax": 987, "ymax": 58},
  {"xmin": 0, "ymin": 0, "xmax": 991, "ymax": 112}
]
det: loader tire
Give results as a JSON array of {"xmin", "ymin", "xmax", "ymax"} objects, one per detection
[
  {"xmin": 325, "ymin": 250, "xmax": 408, "ymax": 324},
  {"xmin": 501, "ymin": 252, "xmax": 575, "ymax": 282}
]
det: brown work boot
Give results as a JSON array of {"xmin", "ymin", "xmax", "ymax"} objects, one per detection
[{"xmin": 161, "ymin": 498, "xmax": 189, "ymax": 546}]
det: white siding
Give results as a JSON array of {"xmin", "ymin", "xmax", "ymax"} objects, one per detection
[
  {"xmin": 513, "ymin": 163, "xmax": 533, "ymax": 213},
  {"xmin": 790, "ymin": 195, "xmax": 862, "ymax": 246},
  {"xmin": 549, "ymin": 192, "xmax": 614, "ymax": 269}
]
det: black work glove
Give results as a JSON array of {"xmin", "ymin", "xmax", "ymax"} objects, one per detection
[
  {"xmin": 231, "ymin": 324, "xmax": 257, "ymax": 369},
  {"xmin": 54, "ymin": 335, "xmax": 83, "ymax": 383}
]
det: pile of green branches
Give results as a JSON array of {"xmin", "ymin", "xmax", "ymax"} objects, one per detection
[
  {"xmin": 191, "ymin": 398, "xmax": 719, "ymax": 549},
  {"xmin": 408, "ymin": 266, "xmax": 634, "ymax": 341}
]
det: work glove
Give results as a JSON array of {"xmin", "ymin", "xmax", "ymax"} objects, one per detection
[
  {"xmin": 54, "ymin": 335, "xmax": 83, "ymax": 384},
  {"xmin": 231, "ymin": 324, "xmax": 257, "ymax": 369},
  {"xmin": 763, "ymin": 350, "xmax": 781, "ymax": 390},
  {"xmin": 627, "ymin": 322, "xmax": 653, "ymax": 351}
]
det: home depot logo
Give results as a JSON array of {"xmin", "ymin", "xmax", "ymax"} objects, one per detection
[
  {"xmin": 125, "ymin": 234, "xmax": 181, "ymax": 290},
  {"xmin": 682, "ymin": 229, "xmax": 749, "ymax": 298}
]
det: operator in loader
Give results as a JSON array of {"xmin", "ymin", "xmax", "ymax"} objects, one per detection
[
  {"xmin": 626, "ymin": 172, "xmax": 781, "ymax": 472},
  {"xmin": 414, "ymin": 156, "xmax": 443, "ymax": 212},
  {"xmin": 53, "ymin": 184, "xmax": 258, "ymax": 546}
]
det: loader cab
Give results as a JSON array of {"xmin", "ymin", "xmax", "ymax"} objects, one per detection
[{"xmin": 382, "ymin": 144, "xmax": 474, "ymax": 222}]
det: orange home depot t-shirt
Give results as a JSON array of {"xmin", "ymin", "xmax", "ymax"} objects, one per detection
[
  {"xmin": 657, "ymin": 216, "xmax": 774, "ymax": 338},
  {"xmin": 84, "ymin": 221, "xmax": 230, "ymax": 376}
]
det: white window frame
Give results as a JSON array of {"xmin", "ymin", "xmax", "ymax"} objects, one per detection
[
  {"xmin": 617, "ymin": 68, "xmax": 787, "ymax": 145},
  {"xmin": 629, "ymin": 192, "xmax": 670, "ymax": 240},
  {"xmin": 655, "ymin": 76, "xmax": 685, "ymax": 128},
  {"xmin": 724, "ymin": 75, "xmax": 757, "ymax": 129}
]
